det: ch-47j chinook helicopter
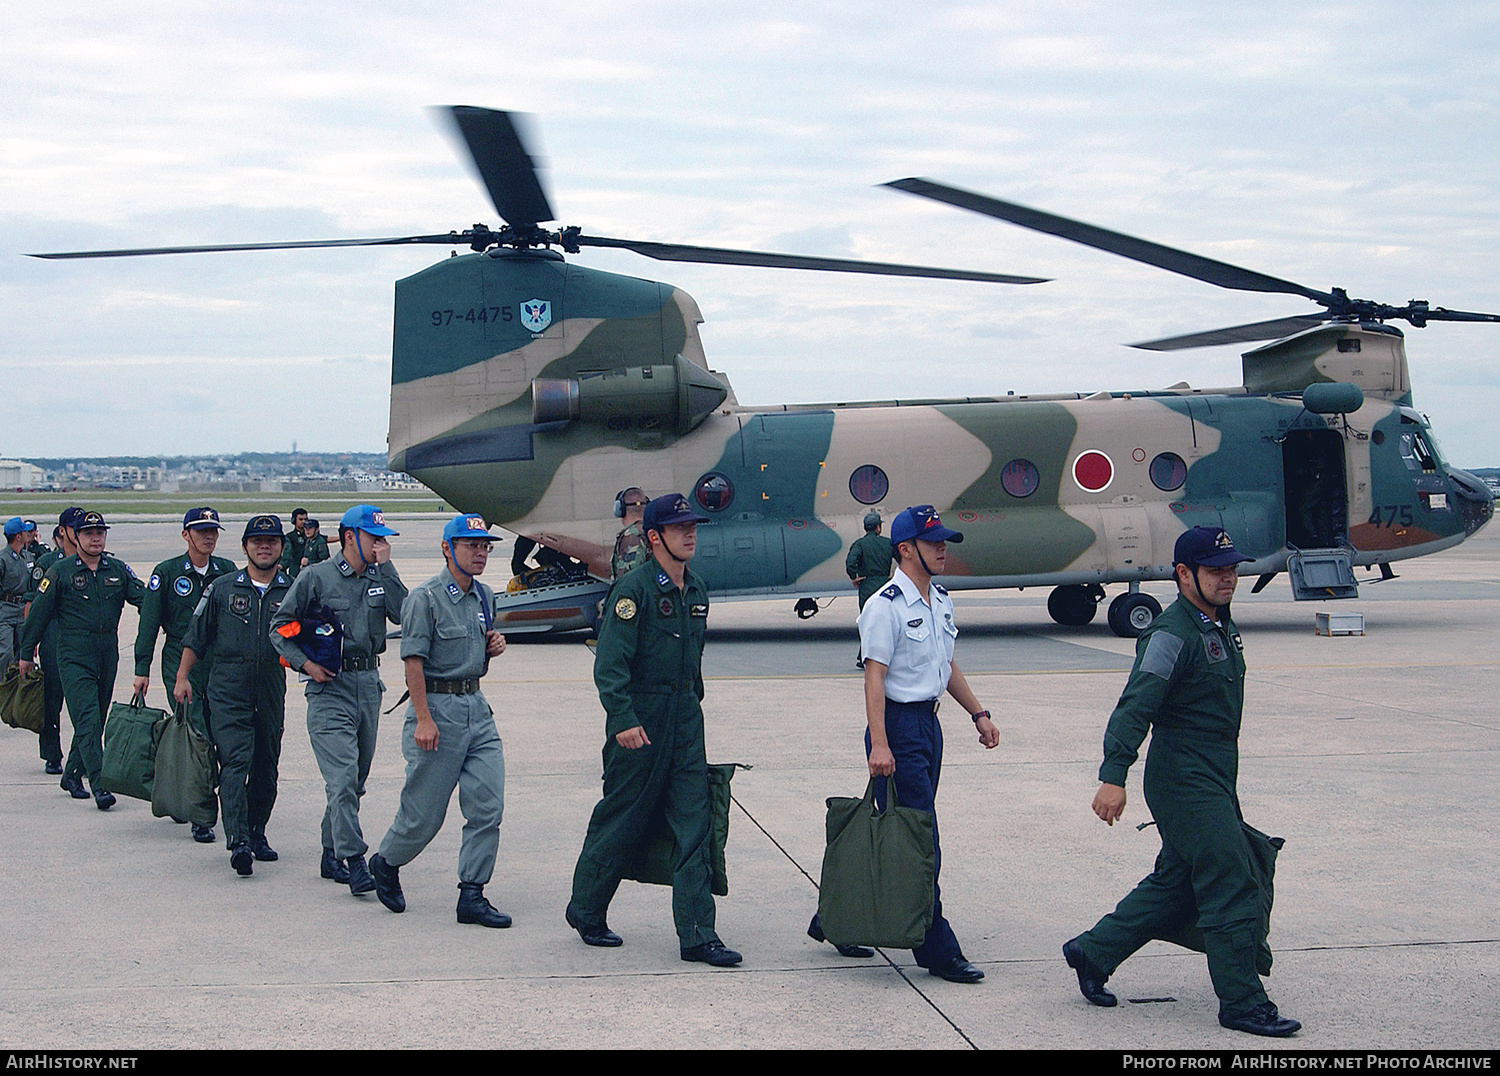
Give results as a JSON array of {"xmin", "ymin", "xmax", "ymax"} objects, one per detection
[{"xmin": 34, "ymin": 108, "xmax": 1495, "ymax": 637}]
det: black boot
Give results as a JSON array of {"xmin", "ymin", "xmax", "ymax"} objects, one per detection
[
  {"xmin": 320, "ymin": 848, "xmax": 350, "ymax": 884},
  {"xmin": 457, "ymin": 883, "xmax": 511, "ymax": 928}
]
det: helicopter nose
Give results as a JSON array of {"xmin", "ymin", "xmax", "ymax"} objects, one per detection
[{"xmin": 1446, "ymin": 467, "xmax": 1494, "ymax": 536}]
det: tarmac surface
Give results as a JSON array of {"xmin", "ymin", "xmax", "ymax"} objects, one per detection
[{"xmin": 2, "ymin": 518, "xmax": 1497, "ymax": 1050}]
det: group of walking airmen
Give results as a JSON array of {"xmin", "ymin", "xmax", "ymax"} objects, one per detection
[{"xmin": 1, "ymin": 491, "xmax": 1301, "ymax": 1037}]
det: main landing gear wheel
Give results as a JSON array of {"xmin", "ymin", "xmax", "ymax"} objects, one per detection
[
  {"xmin": 1047, "ymin": 584, "xmax": 1104, "ymax": 627},
  {"xmin": 1107, "ymin": 592, "xmax": 1162, "ymax": 638}
]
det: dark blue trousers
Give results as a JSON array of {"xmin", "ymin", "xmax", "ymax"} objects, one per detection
[{"xmin": 867, "ymin": 698, "xmax": 963, "ymax": 970}]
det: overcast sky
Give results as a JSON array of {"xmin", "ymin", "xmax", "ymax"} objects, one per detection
[{"xmin": 5, "ymin": 1, "xmax": 1500, "ymax": 465}]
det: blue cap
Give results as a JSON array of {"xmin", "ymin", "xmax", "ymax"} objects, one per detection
[
  {"xmin": 3, "ymin": 517, "xmax": 24, "ymax": 538},
  {"xmin": 889, "ymin": 505, "xmax": 964, "ymax": 547},
  {"xmin": 443, "ymin": 513, "xmax": 492, "ymax": 543},
  {"xmin": 182, "ymin": 507, "xmax": 223, "ymax": 531},
  {"xmin": 339, "ymin": 504, "xmax": 398, "ymax": 537},
  {"xmin": 21, "ymin": 519, "xmax": 36, "ymax": 532},
  {"xmin": 76, "ymin": 511, "xmax": 109, "ymax": 532},
  {"xmin": 642, "ymin": 493, "xmax": 709, "ymax": 533},
  {"xmin": 1173, "ymin": 526, "xmax": 1252, "ymax": 568},
  {"xmin": 59, "ymin": 507, "xmax": 86, "ymax": 530},
  {"xmin": 242, "ymin": 514, "xmax": 285, "ymax": 541}
]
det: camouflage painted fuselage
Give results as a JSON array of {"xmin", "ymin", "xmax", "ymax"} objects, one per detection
[{"xmin": 388, "ymin": 251, "xmax": 1491, "ymax": 599}]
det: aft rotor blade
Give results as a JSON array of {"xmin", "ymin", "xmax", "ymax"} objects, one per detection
[
  {"xmin": 1130, "ymin": 315, "xmax": 1332, "ymax": 351},
  {"xmin": 884, "ymin": 178, "xmax": 1331, "ymax": 302},
  {"xmin": 575, "ymin": 235, "xmax": 1047, "ymax": 283},
  {"xmin": 1419, "ymin": 306, "xmax": 1500, "ymax": 324},
  {"xmin": 446, "ymin": 106, "xmax": 555, "ymax": 227},
  {"xmin": 27, "ymin": 234, "xmax": 471, "ymax": 259}
]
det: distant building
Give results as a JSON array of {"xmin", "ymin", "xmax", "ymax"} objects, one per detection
[{"xmin": 0, "ymin": 460, "xmax": 44, "ymax": 489}]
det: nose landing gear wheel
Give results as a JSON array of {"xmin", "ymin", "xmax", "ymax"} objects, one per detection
[
  {"xmin": 1047, "ymin": 584, "xmax": 1104, "ymax": 627},
  {"xmin": 1107, "ymin": 592, "xmax": 1162, "ymax": 638}
]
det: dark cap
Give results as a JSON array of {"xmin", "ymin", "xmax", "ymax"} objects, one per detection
[
  {"xmin": 889, "ymin": 505, "xmax": 964, "ymax": 546},
  {"xmin": 182, "ymin": 507, "xmax": 223, "ymax": 531},
  {"xmin": 59, "ymin": 506, "xmax": 86, "ymax": 529},
  {"xmin": 242, "ymin": 514, "xmax": 285, "ymax": 542},
  {"xmin": 77, "ymin": 511, "xmax": 109, "ymax": 532},
  {"xmin": 642, "ymin": 493, "xmax": 709, "ymax": 533},
  {"xmin": 1173, "ymin": 526, "xmax": 1252, "ymax": 568}
]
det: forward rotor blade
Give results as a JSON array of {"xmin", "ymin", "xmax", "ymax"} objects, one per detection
[
  {"xmin": 445, "ymin": 106, "xmax": 554, "ymax": 227},
  {"xmin": 575, "ymin": 235, "xmax": 1047, "ymax": 283},
  {"xmin": 1130, "ymin": 315, "xmax": 1331, "ymax": 351},
  {"xmin": 884, "ymin": 178, "xmax": 1331, "ymax": 303},
  {"xmin": 27, "ymin": 235, "xmax": 470, "ymax": 259},
  {"xmin": 1419, "ymin": 306, "xmax": 1500, "ymax": 324}
]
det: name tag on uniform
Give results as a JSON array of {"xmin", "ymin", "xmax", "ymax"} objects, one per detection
[
  {"xmin": 690, "ymin": 604, "xmax": 708, "ymax": 618},
  {"xmin": 367, "ymin": 586, "xmax": 385, "ymax": 597}
]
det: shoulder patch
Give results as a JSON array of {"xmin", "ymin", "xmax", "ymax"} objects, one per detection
[
  {"xmin": 147, "ymin": 573, "xmax": 162, "ymax": 591},
  {"xmin": 614, "ymin": 597, "xmax": 637, "ymax": 621},
  {"xmin": 880, "ymin": 583, "xmax": 901, "ymax": 600},
  {"xmin": 1139, "ymin": 631, "xmax": 1184, "ymax": 680},
  {"xmin": 37, "ymin": 577, "xmax": 49, "ymax": 594}
]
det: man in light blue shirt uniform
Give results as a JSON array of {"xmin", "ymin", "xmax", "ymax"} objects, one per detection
[
  {"xmin": 842, "ymin": 504, "xmax": 1000, "ymax": 983},
  {"xmin": 368, "ymin": 514, "xmax": 510, "ymax": 928}
]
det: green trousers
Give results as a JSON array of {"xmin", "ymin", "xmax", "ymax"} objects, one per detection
[
  {"xmin": 568, "ymin": 709, "xmax": 718, "ymax": 948},
  {"xmin": 59, "ymin": 643, "xmax": 117, "ymax": 786},
  {"xmin": 208, "ymin": 662, "xmax": 286, "ymax": 848}
]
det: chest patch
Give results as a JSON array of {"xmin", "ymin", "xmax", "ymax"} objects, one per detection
[
  {"xmin": 690, "ymin": 604, "xmax": 708, "ymax": 618},
  {"xmin": 71, "ymin": 573, "xmax": 88, "ymax": 591},
  {"xmin": 658, "ymin": 596, "xmax": 675, "ymax": 618},
  {"xmin": 1230, "ymin": 632, "xmax": 1244, "ymax": 652},
  {"xmin": 1203, "ymin": 634, "xmax": 1229, "ymax": 664},
  {"xmin": 907, "ymin": 618, "xmax": 924, "ymax": 629},
  {"xmin": 230, "ymin": 594, "xmax": 252, "ymax": 616},
  {"xmin": 174, "ymin": 576, "xmax": 194, "ymax": 597}
]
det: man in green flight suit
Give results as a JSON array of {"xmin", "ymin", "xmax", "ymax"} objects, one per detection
[
  {"xmin": 1063, "ymin": 526, "xmax": 1301, "ymax": 1038},
  {"xmin": 19, "ymin": 511, "xmax": 144, "ymax": 810},
  {"xmin": 26, "ymin": 509, "xmax": 84, "ymax": 775},
  {"xmin": 133, "ymin": 506, "xmax": 235, "ymax": 843},
  {"xmin": 302, "ymin": 518, "xmax": 330, "ymax": 569},
  {"xmin": 844, "ymin": 510, "xmax": 892, "ymax": 668},
  {"xmin": 176, "ymin": 514, "xmax": 292, "ymax": 876},
  {"xmin": 280, "ymin": 508, "xmax": 309, "ymax": 579},
  {"xmin": 1, "ymin": 517, "xmax": 35, "ymax": 671},
  {"xmin": 566, "ymin": 493, "xmax": 742, "ymax": 968}
]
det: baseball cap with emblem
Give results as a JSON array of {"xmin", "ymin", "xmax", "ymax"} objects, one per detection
[
  {"xmin": 21, "ymin": 519, "xmax": 36, "ymax": 533},
  {"xmin": 183, "ymin": 507, "xmax": 223, "ymax": 531},
  {"xmin": 889, "ymin": 505, "xmax": 964, "ymax": 547},
  {"xmin": 443, "ymin": 513, "xmax": 492, "ymax": 543},
  {"xmin": 242, "ymin": 514, "xmax": 285, "ymax": 541},
  {"xmin": 642, "ymin": 493, "xmax": 709, "ymax": 533},
  {"xmin": 3, "ymin": 517, "xmax": 23, "ymax": 537},
  {"xmin": 339, "ymin": 504, "xmax": 398, "ymax": 537},
  {"xmin": 77, "ymin": 511, "xmax": 109, "ymax": 532},
  {"xmin": 59, "ymin": 507, "xmax": 86, "ymax": 530},
  {"xmin": 1173, "ymin": 525, "xmax": 1253, "ymax": 568}
]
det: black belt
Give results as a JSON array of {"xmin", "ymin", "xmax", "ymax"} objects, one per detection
[
  {"xmin": 341, "ymin": 654, "xmax": 379, "ymax": 672},
  {"xmin": 425, "ymin": 677, "xmax": 481, "ymax": 695},
  {"xmin": 888, "ymin": 697, "xmax": 940, "ymax": 715}
]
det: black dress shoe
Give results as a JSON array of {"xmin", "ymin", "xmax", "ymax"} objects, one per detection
[
  {"xmin": 45, "ymin": 760, "xmax": 63, "ymax": 776},
  {"xmin": 681, "ymin": 940, "xmax": 743, "ymax": 967},
  {"xmin": 92, "ymin": 787, "xmax": 116, "ymax": 811},
  {"xmin": 807, "ymin": 914, "xmax": 874, "ymax": 958},
  {"xmin": 230, "ymin": 843, "xmax": 254, "ymax": 877},
  {"xmin": 60, "ymin": 772, "xmax": 89, "ymax": 799},
  {"xmin": 1219, "ymin": 1001, "xmax": 1301, "ymax": 1037},
  {"xmin": 929, "ymin": 959, "xmax": 985, "ymax": 983},
  {"xmin": 320, "ymin": 848, "xmax": 350, "ymax": 884},
  {"xmin": 191, "ymin": 823, "xmax": 216, "ymax": 843},
  {"xmin": 369, "ymin": 853, "xmax": 405, "ymax": 913},
  {"xmin": 1063, "ymin": 937, "xmax": 1118, "ymax": 1007},
  {"xmin": 456, "ymin": 883, "xmax": 510, "ymax": 928},
  {"xmin": 565, "ymin": 906, "xmax": 622, "ymax": 947},
  {"xmin": 346, "ymin": 854, "xmax": 376, "ymax": 895},
  {"xmin": 249, "ymin": 834, "xmax": 278, "ymax": 862}
]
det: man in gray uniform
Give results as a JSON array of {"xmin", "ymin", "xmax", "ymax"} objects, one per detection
[
  {"xmin": 1, "ymin": 517, "xmax": 35, "ymax": 669},
  {"xmin": 368, "ymin": 513, "xmax": 510, "ymax": 927},
  {"xmin": 270, "ymin": 504, "xmax": 406, "ymax": 895}
]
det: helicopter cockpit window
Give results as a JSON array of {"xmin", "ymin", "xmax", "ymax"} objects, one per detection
[
  {"xmin": 1000, "ymin": 458, "xmax": 1040, "ymax": 498},
  {"xmin": 1404, "ymin": 432, "xmax": 1438, "ymax": 473},
  {"xmin": 1149, "ymin": 452, "xmax": 1187, "ymax": 492},
  {"xmin": 694, "ymin": 473, "xmax": 734, "ymax": 512},
  {"xmin": 849, "ymin": 465, "xmax": 889, "ymax": 505}
]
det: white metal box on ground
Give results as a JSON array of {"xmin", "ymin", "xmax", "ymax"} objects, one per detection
[{"xmin": 1315, "ymin": 612, "xmax": 1365, "ymax": 636}]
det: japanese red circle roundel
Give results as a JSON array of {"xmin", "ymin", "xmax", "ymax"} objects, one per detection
[{"xmin": 1072, "ymin": 450, "xmax": 1114, "ymax": 493}]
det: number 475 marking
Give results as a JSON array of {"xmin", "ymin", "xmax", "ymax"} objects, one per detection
[{"xmin": 1368, "ymin": 504, "xmax": 1413, "ymax": 527}]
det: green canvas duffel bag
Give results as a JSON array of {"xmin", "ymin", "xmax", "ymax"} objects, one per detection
[
  {"xmin": 1, "ymin": 663, "xmax": 45, "ymax": 733},
  {"xmin": 623, "ymin": 762, "xmax": 746, "ymax": 897},
  {"xmin": 151, "ymin": 704, "xmax": 218, "ymax": 828},
  {"xmin": 100, "ymin": 692, "xmax": 166, "ymax": 800},
  {"xmin": 816, "ymin": 776, "xmax": 936, "ymax": 950},
  {"xmin": 1156, "ymin": 820, "xmax": 1284, "ymax": 977}
]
